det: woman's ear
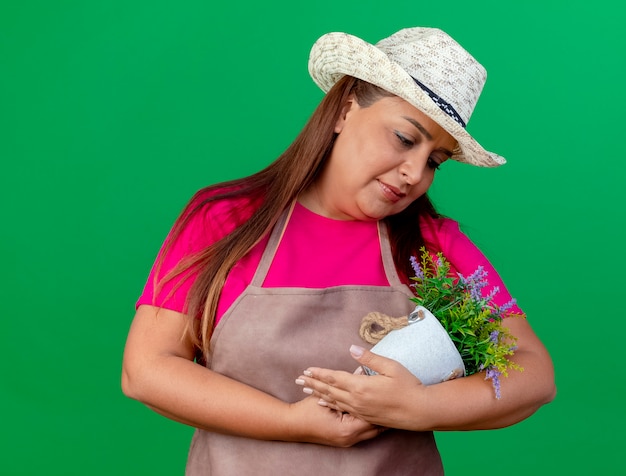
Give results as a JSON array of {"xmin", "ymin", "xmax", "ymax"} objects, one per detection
[{"xmin": 334, "ymin": 96, "xmax": 359, "ymax": 133}]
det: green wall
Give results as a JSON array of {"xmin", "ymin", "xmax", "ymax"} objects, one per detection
[{"xmin": 1, "ymin": 1, "xmax": 624, "ymax": 474}]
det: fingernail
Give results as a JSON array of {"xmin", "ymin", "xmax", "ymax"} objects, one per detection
[
  {"xmin": 350, "ymin": 345, "xmax": 364, "ymax": 358},
  {"xmin": 317, "ymin": 399, "xmax": 328, "ymax": 407},
  {"xmin": 302, "ymin": 387, "xmax": 313, "ymax": 395},
  {"xmin": 295, "ymin": 378, "xmax": 305, "ymax": 386},
  {"xmin": 303, "ymin": 369, "xmax": 313, "ymax": 377}
]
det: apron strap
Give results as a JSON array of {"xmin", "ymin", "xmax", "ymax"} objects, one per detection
[
  {"xmin": 250, "ymin": 202, "xmax": 295, "ymax": 287},
  {"xmin": 378, "ymin": 220, "xmax": 404, "ymax": 287}
]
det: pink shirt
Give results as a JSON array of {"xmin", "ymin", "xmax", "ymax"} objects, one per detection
[{"xmin": 137, "ymin": 199, "xmax": 522, "ymax": 324}]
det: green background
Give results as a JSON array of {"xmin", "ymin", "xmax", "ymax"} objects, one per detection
[{"xmin": 1, "ymin": 0, "xmax": 624, "ymax": 474}]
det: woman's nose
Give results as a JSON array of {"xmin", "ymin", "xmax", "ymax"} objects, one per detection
[{"xmin": 399, "ymin": 154, "xmax": 427, "ymax": 185}]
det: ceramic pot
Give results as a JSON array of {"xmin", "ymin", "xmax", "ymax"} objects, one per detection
[{"xmin": 363, "ymin": 305, "xmax": 465, "ymax": 385}]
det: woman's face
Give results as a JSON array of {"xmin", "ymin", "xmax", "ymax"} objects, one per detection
[{"xmin": 302, "ymin": 95, "xmax": 457, "ymax": 221}]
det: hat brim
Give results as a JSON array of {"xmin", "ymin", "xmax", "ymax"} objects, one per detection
[{"xmin": 308, "ymin": 32, "xmax": 505, "ymax": 167}]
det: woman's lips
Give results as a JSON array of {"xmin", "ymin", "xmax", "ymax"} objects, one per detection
[{"xmin": 378, "ymin": 180, "xmax": 406, "ymax": 203}]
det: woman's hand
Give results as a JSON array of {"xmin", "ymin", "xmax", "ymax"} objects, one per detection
[
  {"xmin": 297, "ymin": 317, "xmax": 556, "ymax": 432},
  {"xmin": 287, "ymin": 395, "xmax": 384, "ymax": 447},
  {"xmin": 296, "ymin": 345, "xmax": 428, "ymax": 430}
]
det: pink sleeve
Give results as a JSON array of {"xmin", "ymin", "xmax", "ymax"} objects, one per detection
[
  {"xmin": 135, "ymin": 194, "xmax": 256, "ymax": 313},
  {"xmin": 421, "ymin": 217, "xmax": 524, "ymax": 316}
]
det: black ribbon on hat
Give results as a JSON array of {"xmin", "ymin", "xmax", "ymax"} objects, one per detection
[{"xmin": 412, "ymin": 77, "xmax": 466, "ymax": 129}]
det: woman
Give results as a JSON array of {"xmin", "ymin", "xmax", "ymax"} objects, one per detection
[{"xmin": 122, "ymin": 27, "xmax": 555, "ymax": 475}]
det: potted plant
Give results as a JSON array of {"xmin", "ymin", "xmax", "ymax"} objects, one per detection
[{"xmin": 361, "ymin": 248, "xmax": 523, "ymax": 398}]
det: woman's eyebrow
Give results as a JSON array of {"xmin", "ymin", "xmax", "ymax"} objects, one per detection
[{"xmin": 402, "ymin": 116, "xmax": 432, "ymax": 140}]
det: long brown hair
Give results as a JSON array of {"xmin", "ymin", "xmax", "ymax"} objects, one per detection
[{"xmin": 156, "ymin": 76, "xmax": 440, "ymax": 361}]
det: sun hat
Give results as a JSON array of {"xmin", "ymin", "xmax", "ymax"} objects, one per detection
[{"xmin": 308, "ymin": 27, "xmax": 505, "ymax": 167}]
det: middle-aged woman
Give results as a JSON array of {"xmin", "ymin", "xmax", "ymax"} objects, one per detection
[{"xmin": 122, "ymin": 27, "xmax": 556, "ymax": 475}]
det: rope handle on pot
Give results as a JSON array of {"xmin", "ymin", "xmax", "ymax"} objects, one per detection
[{"xmin": 359, "ymin": 312, "xmax": 409, "ymax": 345}]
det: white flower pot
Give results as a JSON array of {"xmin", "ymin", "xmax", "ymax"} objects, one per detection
[{"xmin": 364, "ymin": 306, "xmax": 466, "ymax": 385}]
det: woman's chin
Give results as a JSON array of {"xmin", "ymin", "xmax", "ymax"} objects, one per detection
[{"xmin": 358, "ymin": 203, "xmax": 404, "ymax": 221}]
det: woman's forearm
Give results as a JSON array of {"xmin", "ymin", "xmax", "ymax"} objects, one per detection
[
  {"xmin": 411, "ymin": 346, "xmax": 556, "ymax": 431},
  {"xmin": 123, "ymin": 353, "xmax": 295, "ymax": 438},
  {"xmin": 122, "ymin": 305, "xmax": 380, "ymax": 447}
]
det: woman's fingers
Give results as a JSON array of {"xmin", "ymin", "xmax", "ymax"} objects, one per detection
[
  {"xmin": 295, "ymin": 345, "xmax": 426, "ymax": 427},
  {"xmin": 288, "ymin": 396, "xmax": 382, "ymax": 447},
  {"xmin": 296, "ymin": 369, "xmax": 352, "ymax": 411}
]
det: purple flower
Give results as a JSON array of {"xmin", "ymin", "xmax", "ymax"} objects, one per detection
[
  {"xmin": 485, "ymin": 367, "xmax": 502, "ymax": 399},
  {"xmin": 410, "ymin": 255, "xmax": 424, "ymax": 279},
  {"xmin": 471, "ymin": 287, "xmax": 483, "ymax": 303},
  {"xmin": 434, "ymin": 255, "xmax": 444, "ymax": 269},
  {"xmin": 499, "ymin": 298, "xmax": 517, "ymax": 314},
  {"xmin": 486, "ymin": 286, "xmax": 500, "ymax": 303},
  {"xmin": 458, "ymin": 266, "xmax": 490, "ymax": 303},
  {"xmin": 489, "ymin": 330, "xmax": 499, "ymax": 343},
  {"xmin": 465, "ymin": 266, "xmax": 487, "ymax": 283}
]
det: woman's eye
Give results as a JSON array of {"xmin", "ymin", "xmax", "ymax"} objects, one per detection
[
  {"xmin": 394, "ymin": 131, "xmax": 414, "ymax": 148},
  {"xmin": 427, "ymin": 157, "xmax": 441, "ymax": 170}
]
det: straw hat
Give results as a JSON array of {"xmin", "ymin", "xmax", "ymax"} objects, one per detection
[{"xmin": 308, "ymin": 28, "xmax": 505, "ymax": 167}]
